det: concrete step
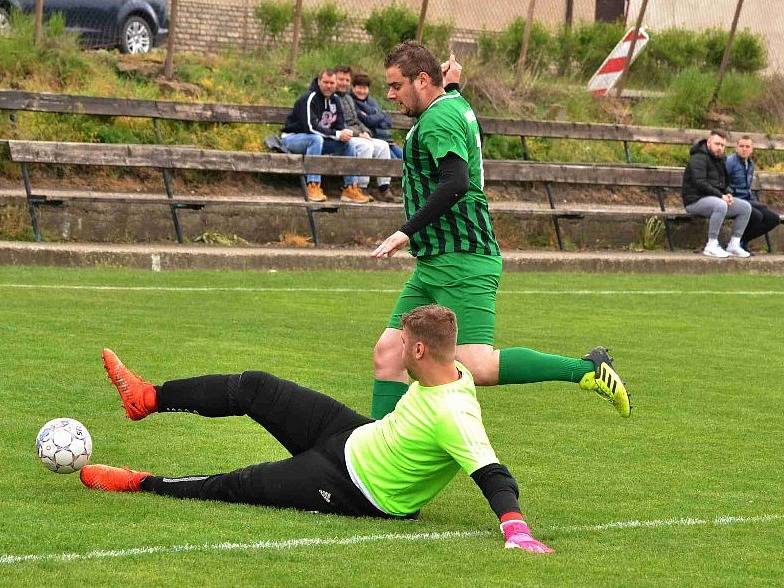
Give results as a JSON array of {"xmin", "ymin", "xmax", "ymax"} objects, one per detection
[
  {"xmin": 1, "ymin": 241, "xmax": 782, "ymax": 273},
  {"xmin": 1, "ymin": 188, "xmax": 782, "ymax": 252}
]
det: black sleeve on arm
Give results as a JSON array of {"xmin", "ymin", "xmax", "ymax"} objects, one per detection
[
  {"xmin": 399, "ymin": 152, "xmax": 469, "ymax": 237},
  {"xmin": 471, "ymin": 463, "xmax": 521, "ymax": 519},
  {"xmin": 445, "ymin": 82, "xmax": 460, "ymax": 93}
]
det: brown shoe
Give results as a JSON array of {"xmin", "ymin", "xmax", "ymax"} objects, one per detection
[
  {"xmin": 306, "ymin": 182, "xmax": 327, "ymax": 202},
  {"xmin": 340, "ymin": 183, "xmax": 371, "ymax": 204}
]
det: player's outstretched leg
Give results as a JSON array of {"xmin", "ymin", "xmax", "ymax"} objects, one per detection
[
  {"xmin": 102, "ymin": 348, "xmax": 158, "ymax": 420},
  {"xmin": 579, "ymin": 347, "xmax": 631, "ymax": 418},
  {"xmin": 80, "ymin": 464, "xmax": 151, "ymax": 492}
]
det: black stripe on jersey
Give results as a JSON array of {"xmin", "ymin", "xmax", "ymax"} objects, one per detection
[
  {"xmin": 421, "ymin": 170, "xmax": 447, "ymax": 254},
  {"xmin": 473, "ymin": 200, "xmax": 494, "ymax": 256},
  {"xmin": 458, "ymin": 199, "xmax": 479, "ymax": 253},
  {"xmin": 409, "ymin": 127, "xmax": 434, "ymax": 256},
  {"xmin": 446, "ymin": 199, "xmax": 463, "ymax": 252}
]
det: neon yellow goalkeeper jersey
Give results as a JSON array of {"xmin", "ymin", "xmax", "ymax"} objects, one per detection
[{"xmin": 345, "ymin": 362, "xmax": 499, "ymax": 516}]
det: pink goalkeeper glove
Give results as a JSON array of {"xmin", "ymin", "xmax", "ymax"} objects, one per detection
[{"xmin": 500, "ymin": 520, "xmax": 554, "ymax": 554}]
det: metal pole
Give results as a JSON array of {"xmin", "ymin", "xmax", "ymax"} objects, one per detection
[
  {"xmin": 163, "ymin": 0, "xmax": 178, "ymax": 80},
  {"xmin": 286, "ymin": 0, "xmax": 303, "ymax": 74},
  {"xmin": 614, "ymin": 0, "xmax": 648, "ymax": 98},
  {"xmin": 34, "ymin": 0, "xmax": 44, "ymax": 45},
  {"xmin": 710, "ymin": 0, "xmax": 745, "ymax": 108},
  {"xmin": 565, "ymin": 0, "xmax": 574, "ymax": 28},
  {"xmin": 516, "ymin": 0, "xmax": 537, "ymax": 86},
  {"xmin": 416, "ymin": 0, "xmax": 429, "ymax": 43}
]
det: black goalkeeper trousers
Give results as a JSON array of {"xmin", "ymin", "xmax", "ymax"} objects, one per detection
[{"xmin": 139, "ymin": 371, "xmax": 391, "ymax": 518}]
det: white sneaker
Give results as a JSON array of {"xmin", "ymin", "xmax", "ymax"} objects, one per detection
[
  {"xmin": 703, "ymin": 242, "xmax": 730, "ymax": 258},
  {"xmin": 726, "ymin": 241, "xmax": 751, "ymax": 258}
]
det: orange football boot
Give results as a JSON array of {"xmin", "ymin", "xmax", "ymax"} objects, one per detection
[
  {"xmin": 80, "ymin": 464, "xmax": 151, "ymax": 492},
  {"xmin": 102, "ymin": 348, "xmax": 158, "ymax": 420}
]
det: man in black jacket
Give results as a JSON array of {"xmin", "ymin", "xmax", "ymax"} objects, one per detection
[
  {"xmin": 682, "ymin": 129, "xmax": 752, "ymax": 258},
  {"xmin": 281, "ymin": 69, "xmax": 370, "ymax": 203}
]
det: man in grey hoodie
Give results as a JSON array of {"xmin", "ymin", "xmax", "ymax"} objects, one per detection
[{"xmin": 335, "ymin": 66, "xmax": 392, "ymax": 199}]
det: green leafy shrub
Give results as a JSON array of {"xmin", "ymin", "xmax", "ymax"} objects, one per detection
[
  {"xmin": 656, "ymin": 68, "xmax": 715, "ymax": 127},
  {"xmin": 477, "ymin": 18, "xmax": 553, "ymax": 71},
  {"xmin": 254, "ymin": 0, "xmax": 294, "ymax": 45},
  {"xmin": 301, "ymin": 1, "xmax": 349, "ymax": 48},
  {"xmin": 364, "ymin": 3, "xmax": 417, "ymax": 53},
  {"xmin": 422, "ymin": 21, "xmax": 453, "ymax": 59},
  {"xmin": 557, "ymin": 20, "xmax": 625, "ymax": 78}
]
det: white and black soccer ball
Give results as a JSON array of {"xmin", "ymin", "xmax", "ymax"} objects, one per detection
[{"xmin": 36, "ymin": 418, "xmax": 93, "ymax": 474}]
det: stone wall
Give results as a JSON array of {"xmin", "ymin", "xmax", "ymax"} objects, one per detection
[{"xmin": 174, "ymin": 0, "xmax": 596, "ymax": 55}]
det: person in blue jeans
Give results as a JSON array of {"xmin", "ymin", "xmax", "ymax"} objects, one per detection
[
  {"xmin": 281, "ymin": 69, "xmax": 370, "ymax": 203},
  {"xmin": 726, "ymin": 136, "xmax": 780, "ymax": 251}
]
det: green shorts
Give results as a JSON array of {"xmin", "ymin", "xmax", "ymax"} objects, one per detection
[{"xmin": 387, "ymin": 252, "xmax": 502, "ymax": 345}]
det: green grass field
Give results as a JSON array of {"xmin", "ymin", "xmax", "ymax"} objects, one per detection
[{"xmin": 1, "ymin": 266, "xmax": 782, "ymax": 587}]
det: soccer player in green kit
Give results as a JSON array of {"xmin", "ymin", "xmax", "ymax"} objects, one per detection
[
  {"xmin": 81, "ymin": 305, "xmax": 553, "ymax": 553},
  {"xmin": 370, "ymin": 42, "xmax": 631, "ymax": 419}
]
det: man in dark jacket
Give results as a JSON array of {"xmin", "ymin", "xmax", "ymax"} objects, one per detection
[
  {"xmin": 726, "ymin": 135, "xmax": 781, "ymax": 250},
  {"xmin": 281, "ymin": 69, "xmax": 370, "ymax": 203},
  {"xmin": 682, "ymin": 129, "xmax": 752, "ymax": 258},
  {"xmin": 351, "ymin": 72, "xmax": 403, "ymax": 160}
]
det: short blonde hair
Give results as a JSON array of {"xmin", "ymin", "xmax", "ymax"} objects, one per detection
[{"xmin": 401, "ymin": 304, "xmax": 457, "ymax": 362}]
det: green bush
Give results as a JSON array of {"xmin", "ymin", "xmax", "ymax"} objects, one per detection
[
  {"xmin": 656, "ymin": 68, "xmax": 715, "ymax": 127},
  {"xmin": 254, "ymin": 0, "xmax": 294, "ymax": 45},
  {"xmin": 364, "ymin": 3, "xmax": 417, "ymax": 54},
  {"xmin": 560, "ymin": 20, "xmax": 626, "ymax": 78},
  {"xmin": 726, "ymin": 29, "xmax": 768, "ymax": 72},
  {"xmin": 0, "ymin": 11, "xmax": 89, "ymax": 88},
  {"xmin": 477, "ymin": 18, "xmax": 553, "ymax": 71},
  {"xmin": 301, "ymin": 2, "xmax": 349, "ymax": 48},
  {"xmin": 422, "ymin": 21, "xmax": 453, "ymax": 59}
]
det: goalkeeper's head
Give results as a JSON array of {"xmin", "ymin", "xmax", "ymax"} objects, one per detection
[{"xmin": 400, "ymin": 304, "xmax": 458, "ymax": 380}]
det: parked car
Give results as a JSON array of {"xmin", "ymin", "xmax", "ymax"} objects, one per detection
[{"xmin": 0, "ymin": 0, "xmax": 168, "ymax": 54}]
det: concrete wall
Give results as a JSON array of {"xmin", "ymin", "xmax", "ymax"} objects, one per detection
[{"xmin": 175, "ymin": 0, "xmax": 596, "ymax": 55}]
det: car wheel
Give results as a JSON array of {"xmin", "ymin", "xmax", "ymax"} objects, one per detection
[
  {"xmin": 121, "ymin": 16, "xmax": 152, "ymax": 54},
  {"xmin": 0, "ymin": 7, "xmax": 11, "ymax": 35}
]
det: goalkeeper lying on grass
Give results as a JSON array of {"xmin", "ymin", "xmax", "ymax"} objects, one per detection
[{"xmin": 81, "ymin": 304, "xmax": 552, "ymax": 554}]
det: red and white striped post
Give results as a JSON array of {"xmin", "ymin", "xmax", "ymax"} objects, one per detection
[{"xmin": 587, "ymin": 27, "xmax": 650, "ymax": 97}]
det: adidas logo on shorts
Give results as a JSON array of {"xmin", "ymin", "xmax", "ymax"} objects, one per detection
[{"xmin": 319, "ymin": 489, "xmax": 332, "ymax": 503}]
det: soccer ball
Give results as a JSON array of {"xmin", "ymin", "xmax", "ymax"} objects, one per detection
[{"xmin": 36, "ymin": 418, "xmax": 93, "ymax": 474}]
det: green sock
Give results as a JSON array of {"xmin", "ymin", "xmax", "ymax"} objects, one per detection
[
  {"xmin": 498, "ymin": 347, "xmax": 594, "ymax": 385},
  {"xmin": 370, "ymin": 379, "xmax": 408, "ymax": 419}
]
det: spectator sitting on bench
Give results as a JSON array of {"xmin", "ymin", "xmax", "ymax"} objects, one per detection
[
  {"xmin": 726, "ymin": 135, "xmax": 781, "ymax": 252},
  {"xmin": 682, "ymin": 129, "xmax": 752, "ymax": 258},
  {"xmin": 334, "ymin": 66, "xmax": 392, "ymax": 201},
  {"xmin": 351, "ymin": 72, "xmax": 403, "ymax": 161},
  {"xmin": 281, "ymin": 68, "xmax": 370, "ymax": 204}
]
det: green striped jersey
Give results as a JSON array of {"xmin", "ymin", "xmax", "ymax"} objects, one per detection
[
  {"xmin": 344, "ymin": 362, "xmax": 499, "ymax": 516},
  {"xmin": 402, "ymin": 90, "xmax": 500, "ymax": 257}
]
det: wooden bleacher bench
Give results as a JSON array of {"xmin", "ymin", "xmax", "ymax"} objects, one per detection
[
  {"xmin": 10, "ymin": 139, "xmax": 782, "ymax": 250},
  {"xmin": 2, "ymin": 89, "xmax": 783, "ymax": 250}
]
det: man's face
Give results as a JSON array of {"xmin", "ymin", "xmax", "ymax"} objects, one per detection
[
  {"xmin": 335, "ymin": 71, "xmax": 351, "ymax": 93},
  {"xmin": 707, "ymin": 134, "xmax": 727, "ymax": 157},
  {"xmin": 352, "ymin": 84, "xmax": 369, "ymax": 100},
  {"xmin": 386, "ymin": 66, "xmax": 424, "ymax": 117},
  {"xmin": 318, "ymin": 73, "xmax": 336, "ymax": 97},
  {"xmin": 736, "ymin": 139, "xmax": 754, "ymax": 160}
]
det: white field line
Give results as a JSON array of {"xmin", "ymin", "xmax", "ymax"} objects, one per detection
[
  {"xmin": 1, "ymin": 513, "xmax": 781, "ymax": 566},
  {"xmin": 0, "ymin": 283, "xmax": 781, "ymax": 296}
]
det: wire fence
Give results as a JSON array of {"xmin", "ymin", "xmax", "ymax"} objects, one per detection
[{"xmin": 2, "ymin": 0, "xmax": 783, "ymax": 76}]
